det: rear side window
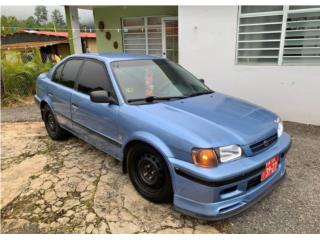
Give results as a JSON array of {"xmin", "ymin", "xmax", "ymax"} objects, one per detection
[
  {"xmin": 54, "ymin": 59, "xmax": 83, "ymax": 88},
  {"xmin": 52, "ymin": 63, "xmax": 65, "ymax": 83},
  {"xmin": 77, "ymin": 60, "xmax": 111, "ymax": 94}
]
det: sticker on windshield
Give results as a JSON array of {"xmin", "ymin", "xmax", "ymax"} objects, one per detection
[{"xmin": 125, "ymin": 87, "xmax": 134, "ymax": 93}]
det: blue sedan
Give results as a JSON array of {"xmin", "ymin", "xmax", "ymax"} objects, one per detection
[{"xmin": 35, "ymin": 53, "xmax": 291, "ymax": 220}]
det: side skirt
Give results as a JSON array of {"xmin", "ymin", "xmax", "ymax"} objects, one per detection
[{"xmin": 59, "ymin": 119, "xmax": 123, "ymax": 162}]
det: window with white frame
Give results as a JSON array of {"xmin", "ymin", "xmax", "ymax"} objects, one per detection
[
  {"xmin": 122, "ymin": 16, "xmax": 163, "ymax": 56},
  {"xmin": 236, "ymin": 5, "xmax": 320, "ymax": 65}
]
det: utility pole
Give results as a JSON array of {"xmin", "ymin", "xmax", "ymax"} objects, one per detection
[
  {"xmin": 53, "ymin": 21, "xmax": 57, "ymax": 32},
  {"xmin": 1, "ymin": 67, "xmax": 5, "ymax": 101}
]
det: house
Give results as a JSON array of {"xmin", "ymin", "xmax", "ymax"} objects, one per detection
[
  {"xmin": 1, "ymin": 30, "xmax": 96, "ymax": 61},
  {"xmin": 65, "ymin": 6, "xmax": 320, "ymax": 125}
]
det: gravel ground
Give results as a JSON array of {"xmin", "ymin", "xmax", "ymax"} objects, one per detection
[
  {"xmin": 1, "ymin": 104, "xmax": 320, "ymax": 233},
  {"xmin": 1, "ymin": 104, "xmax": 41, "ymax": 122}
]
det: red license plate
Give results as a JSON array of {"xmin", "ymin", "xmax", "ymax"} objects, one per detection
[{"xmin": 261, "ymin": 156, "xmax": 279, "ymax": 181}]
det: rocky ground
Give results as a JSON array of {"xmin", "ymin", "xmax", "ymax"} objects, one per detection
[
  {"xmin": 1, "ymin": 122, "xmax": 219, "ymax": 234},
  {"xmin": 1, "ymin": 114, "xmax": 320, "ymax": 233}
]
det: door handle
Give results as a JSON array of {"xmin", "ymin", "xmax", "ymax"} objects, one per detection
[
  {"xmin": 72, "ymin": 103, "xmax": 79, "ymax": 109},
  {"xmin": 48, "ymin": 92, "xmax": 53, "ymax": 97}
]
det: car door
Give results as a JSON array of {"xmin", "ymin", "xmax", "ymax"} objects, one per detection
[
  {"xmin": 48, "ymin": 59, "xmax": 83, "ymax": 130},
  {"xmin": 71, "ymin": 59, "xmax": 121, "ymax": 158}
]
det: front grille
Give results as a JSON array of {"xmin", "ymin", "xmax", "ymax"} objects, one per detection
[
  {"xmin": 250, "ymin": 133, "xmax": 278, "ymax": 154},
  {"xmin": 246, "ymin": 175, "xmax": 261, "ymax": 191}
]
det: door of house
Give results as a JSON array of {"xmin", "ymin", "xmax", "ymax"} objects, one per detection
[{"xmin": 161, "ymin": 17, "xmax": 178, "ymax": 62}]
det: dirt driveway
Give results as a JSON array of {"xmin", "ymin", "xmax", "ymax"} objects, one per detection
[{"xmin": 1, "ymin": 120, "xmax": 320, "ymax": 233}]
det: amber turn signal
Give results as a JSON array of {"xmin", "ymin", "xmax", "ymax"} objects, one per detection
[{"xmin": 192, "ymin": 148, "xmax": 218, "ymax": 168}]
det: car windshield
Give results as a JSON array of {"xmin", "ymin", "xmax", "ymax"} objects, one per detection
[{"xmin": 110, "ymin": 59, "xmax": 212, "ymax": 103}]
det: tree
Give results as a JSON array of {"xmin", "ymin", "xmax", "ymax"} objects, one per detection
[
  {"xmin": 23, "ymin": 16, "xmax": 39, "ymax": 29},
  {"xmin": 34, "ymin": 6, "xmax": 48, "ymax": 24},
  {"xmin": 1, "ymin": 15, "xmax": 20, "ymax": 36},
  {"xmin": 1, "ymin": 15, "xmax": 42, "ymax": 36},
  {"xmin": 51, "ymin": 9, "xmax": 65, "ymax": 29}
]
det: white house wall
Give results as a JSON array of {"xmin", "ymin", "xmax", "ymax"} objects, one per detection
[{"xmin": 178, "ymin": 6, "xmax": 320, "ymax": 125}]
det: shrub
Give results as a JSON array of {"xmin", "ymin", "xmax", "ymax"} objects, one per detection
[{"xmin": 1, "ymin": 49, "xmax": 53, "ymax": 104}]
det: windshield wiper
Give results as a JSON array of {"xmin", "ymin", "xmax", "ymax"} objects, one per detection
[
  {"xmin": 187, "ymin": 90, "xmax": 214, "ymax": 98},
  {"xmin": 128, "ymin": 95, "xmax": 186, "ymax": 103}
]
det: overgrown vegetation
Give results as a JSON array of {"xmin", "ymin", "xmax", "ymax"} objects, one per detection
[{"xmin": 1, "ymin": 49, "xmax": 53, "ymax": 106}]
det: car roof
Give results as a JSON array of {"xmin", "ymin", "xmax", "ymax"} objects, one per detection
[{"xmin": 69, "ymin": 53, "xmax": 163, "ymax": 63}]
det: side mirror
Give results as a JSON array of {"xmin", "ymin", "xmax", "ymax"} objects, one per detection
[
  {"xmin": 199, "ymin": 79, "xmax": 205, "ymax": 84},
  {"xmin": 90, "ymin": 90, "xmax": 116, "ymax": 104}
]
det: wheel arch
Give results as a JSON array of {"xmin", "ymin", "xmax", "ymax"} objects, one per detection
[
  {"xmin": 122, "ymin": 134, "xmax": 174, "ymax": 175},
  {"xmin": 39, "ymin": 98, "xmax": 54, "ymax": 121},
  {"xmin": 40, "ymin": 100, "xmax": 48, "ymax": 120}
]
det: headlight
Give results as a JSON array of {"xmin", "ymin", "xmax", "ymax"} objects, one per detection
[
  {"xmin": 192, "ymin": 145, "xmax": 242, "ymax": 167},
  {"xmin": 218, "ymin": 145, "xmax": 242, "ymax": 163},
  {"xmin": 276, "ymin": 117, "xmax": 283, "ymax": 137}
]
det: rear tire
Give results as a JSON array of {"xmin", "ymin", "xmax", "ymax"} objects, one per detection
[
  {"xmin": 43, "ymin": 105, "xmax": 69, "ymax": 140},
  {"xmin": 127, "ymin": 144, "xmax": 173, "ymax": 203}
]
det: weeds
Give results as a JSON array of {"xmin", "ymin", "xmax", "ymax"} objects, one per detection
[{"xmin": 1, "ymin": 49, "xmax": 53, "ymax": 106}]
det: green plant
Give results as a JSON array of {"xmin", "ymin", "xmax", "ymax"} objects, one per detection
[{"xmin": 1, "ymin": 49, "xmax": 53, "ymax": 105}]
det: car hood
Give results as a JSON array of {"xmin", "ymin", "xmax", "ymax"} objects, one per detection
[{"xmin": 136, "ymin": 92, "xmax": 278, "ymax": 147}]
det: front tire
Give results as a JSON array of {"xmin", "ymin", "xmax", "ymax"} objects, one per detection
[
  {"xmin": 43, "ymin": 105, "xmax": 69, "ymax": 140},
  {"xmin": 127, "ymin": 144, "xmax": 173, "ymax": 203}
]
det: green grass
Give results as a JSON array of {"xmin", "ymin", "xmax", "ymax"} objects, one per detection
[{"xmin": 1, "ymin": 49, "xmax": 53, "ymax": 105}]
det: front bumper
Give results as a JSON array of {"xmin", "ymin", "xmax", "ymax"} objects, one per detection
[
  {"xmin": 34, "ymin": 95, "xmax": 41, "ymax": 106},
  {"xmin": 169, "ymin": 132, "xmax": 291, "ymax": 220}
]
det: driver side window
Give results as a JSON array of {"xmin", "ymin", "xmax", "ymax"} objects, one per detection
[{"xmin": 77, "ymin": 60, "xmax": 112, "ymax": 95}]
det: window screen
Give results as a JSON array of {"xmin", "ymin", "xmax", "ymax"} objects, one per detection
[
  {"xmin": 77, "ymin": 60, "xmax": 111, "ymax": 95},
  {"xmin": 122, "ymin": 17, "xmax": 163, "ymax": 56},
  {"xmin": 60, "ymin": 59, "xmax": 83, "ymax": 88},
  {"xmin": 284, "ymin": 9, "xmax": 320, "ymax": 64},
  {"xmin": 123, "ymin": 17, "xmax": 146, "ymax": 54},
  {"xmin": 237, "ymin": 6, "xmax": 283, "ymax": 65},
  {"xmin": 236, "ymin": 5, "xmax": 320, "ymax": 65}
]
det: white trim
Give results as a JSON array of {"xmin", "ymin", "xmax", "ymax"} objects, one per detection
[
  {"xmin": 161, "ymin": 16, "xmax": 178, "ymax": 58},
  {"xmin": 287, "ymin": 19, "xmax": 320, "ymax": 24},
  {"xmin": 278, "ymin": 5, "xmax": 289, "ymax": 65},
  {"xmin": 123, "ymin": 25, "xmax": 146, "ymax": 29},
  {"xmin": 239, "ymin": 11, "xmax": 283, "ymax": 18},
  {"xmin": 238, "ymin": 48, "xmax": 280, "ymax": 51},
  {"xmin": 238, "ymin": 31, "xmax": 281, "ymax": 35},
  {"xmin": 161, "ymin": 18, "xmax": 166, "ymax": 57},
  {"xmin": 144, "ymin": 17, "xmax": 149, "ymax": 54},
  {"xmin": 288, "ymin": 8, "xmax": 320, "ymax": 14},
  {"xmin": 237, "ymin": 56, "xmax": 279, "ymax": 58},
  {"xmin": 283, "ymin": 56, "xmax": 320, "ymax": 58},
  {"xmin": 122, "ymin": 32, "xmax": 145, "ymax": 35},
  {"xmin": 285, "ymin": 37, "xmax": 320, "ymax": 41},
  {"xmin": 123, "ymin": 43, "xmax": 147, "ymax": 46},
  {"xmin": 238, "ymin": 39, "xmax": 281, "ymax": 43},
  {"xmin": 286, "ymin": 29, "xmax": 320, "ymax": 33},
  {"xmin": 235, "ymin": 7, "xmax": 240, "ymax": 64},
  {"xmin": 284, "ymin": 47, "xmax": 320, "ymax": 49},
  {"xmin": 239, "ymin": 22, "xmax": 282, "ymax": 26}
]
